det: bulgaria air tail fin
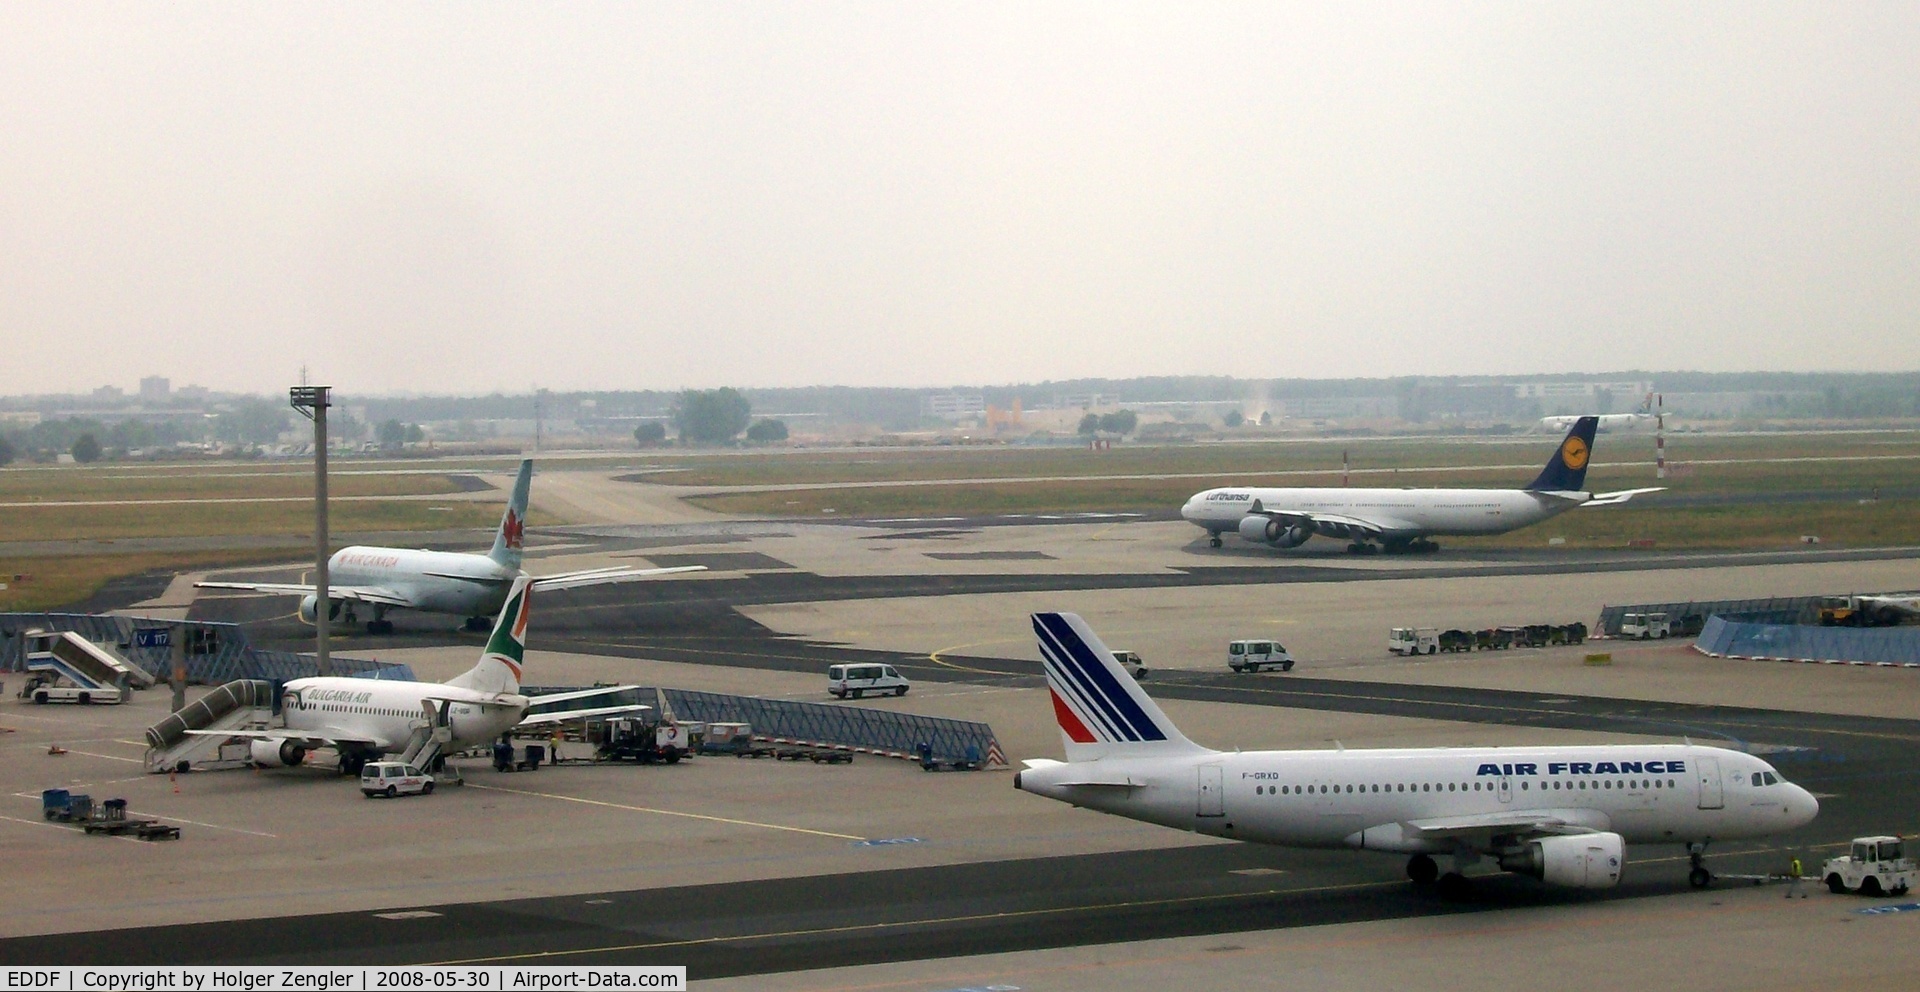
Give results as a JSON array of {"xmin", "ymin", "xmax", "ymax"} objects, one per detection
[
  {"xmin": 487, "ymin": 459, "xmax": 534, "ymax": 569},
  {"xmin": 1032, "ymin": 612, "xmax": 1210, "ymax": 763},
  {"xmin": 445, "ymin": 575, "xmax": 533, "ymax": 694},
  {"xmin": 1524, "ymin": 416, "xmax": 1598, "ymax": 493}
]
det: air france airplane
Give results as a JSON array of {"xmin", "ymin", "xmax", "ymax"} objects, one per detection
[
  {"xmin": 187, "ymin": 575, "xmax": 636, "ymax": 774},
  {"xmin": 1016, "ymin": 613, "xmax": 1818, "ymax": 893},
  {"xmin": 198, "ymin": 459, "xmax": 703, "ymax": 632},
  {"xmin": 1180, "ymin": 416, "xmax": 1662, "ymax": 554}
]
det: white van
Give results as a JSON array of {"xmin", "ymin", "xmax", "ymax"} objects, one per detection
[
  {"xmin": 1227, "ymin": 640, "xmax": 1294, "ymax": 673},
  {"xmin": 827, "ymin": 663, "xmax": 910, "ymax": 699},
  {"xmin": 360, "ymin": 761, "xmax": 434, "ymax": 798}
]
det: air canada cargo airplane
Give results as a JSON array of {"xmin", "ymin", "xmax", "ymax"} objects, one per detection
[
  {"xmin": 1539, "ymin": 392, "xmax": 1662, "ymax": 434},
  {"xmin": 197, "ymin": 459, "xmax": 703, "ymax": 632},
  {"xmin": 1181, "ymin": 416, "xmax": 1663, "ymax": 553},
  {"xmin": 1017, "ymin": 612, "xmax": 1818, "ymax": 893},
  {"xmin": 187, "ymin": 575, "xmax": 636, "ymax": 774}
]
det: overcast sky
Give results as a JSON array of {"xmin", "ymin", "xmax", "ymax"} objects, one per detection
[{"xmin": 4, "ymin": 3, "xmax": 1916, "ymax": 396}]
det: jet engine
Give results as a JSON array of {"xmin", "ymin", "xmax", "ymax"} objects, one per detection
[
  {"xmin": 1237, "ymin": 515, "xmax": 1313, "ymax": 548},
  {"xmin": 298, "ymin": 595, "xmax": 343, "ymax": 624},
  {"xmin": 1499, "ymin": 832, "xmax": 1624, "ymax": 889},
  {"xmin": 249, "ymin": 738, "xmax": 309, "ymax": 768}
]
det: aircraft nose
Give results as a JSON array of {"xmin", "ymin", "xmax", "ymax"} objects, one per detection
[
  {"xmin": 1789, "ymin": 784, "xmax": 1819, "ymax": 827},
  {"xmin": 1180, "ymin": 497, "xmax": 1199, "ymax": 522}
]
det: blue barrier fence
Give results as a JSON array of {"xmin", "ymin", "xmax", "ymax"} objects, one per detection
[
  {"xmin": 1694, "ymin": 615, "xmax": 1920, "ymax": 667},
  {"xmin": 662, "ymin": 688, "xmax": 1003, "ymax": 766},
  {"xmin": 0, "ymin": 613, "xmax": 412, "ymax": 684},
  {"xmin": 1598, "ymin": 597, "xmax": 1822, "ymax": 637}
]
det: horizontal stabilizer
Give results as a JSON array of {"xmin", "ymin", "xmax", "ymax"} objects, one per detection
[
  {"xmin": 1582, "ymin": 487, "xmax": 1666, "ymax": 507},
  {"xmin": 193, "ymin": 582, "xmax": 415, "ymax": 607},
  {"xmin": 529, "ymin": 565, "xmax": 707, "ymax": 591},
  {"xmin": 518, "ymin": 704, "xmax": 652, "ymax": 726}
]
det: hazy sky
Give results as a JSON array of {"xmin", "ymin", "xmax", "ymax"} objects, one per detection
[{"xmin": 4, "ymin": 3, "xmax": 1916, "ymax": 395}]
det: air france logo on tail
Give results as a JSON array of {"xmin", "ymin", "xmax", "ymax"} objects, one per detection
[
  {"xmin": 1032, "ymin": 613, "xmax": 1168, "ymax": 744},
  {"xmin": 1560, "ymin": 436, "xmax": 1589, "ymax": 471}
]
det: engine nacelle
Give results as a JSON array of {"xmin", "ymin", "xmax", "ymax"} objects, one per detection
[
  {"xmin": 1237, "ymin": 515, "xmax": 1313, "ymax": 548},
  {"xmin": 298, "ymin": 595, "xmax": 343, "ymax": 624},
  {"xmin": 1499, "ymin": 832, "xmax": 1624, "ymax": 889},
  {"xmin": 249, "ymin": 738, "xmax": 308, "ymax": 768}
]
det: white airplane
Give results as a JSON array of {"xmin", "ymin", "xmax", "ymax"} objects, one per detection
[
  {"xmin": 188, "ymin": 575, "xmax": 642, "ymax": 774},
  {"xmin": 197, "ymin": 459, "xmax": 704, "ymax": 632},
  {"xmin": 1540, "ymin": 393, "xmax": 1662, "ymax": 433},
  {"xmin": 1181, "ymin": 416, "xmax": 1663, "ymax": 553},
  {"xmin": 1016, "ymin": 612, "xmax": 1819, "ymax": 893}
]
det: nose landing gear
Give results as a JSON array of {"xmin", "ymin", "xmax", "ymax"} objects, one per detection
[{"xmin": 1687, "ymin": 842, "xmax": 1714, "ymax": 889}]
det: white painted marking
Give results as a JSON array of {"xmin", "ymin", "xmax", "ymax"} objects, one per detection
[{"xmin": 375, "ymin": 910, "xmax": 444, "ymax": 920}]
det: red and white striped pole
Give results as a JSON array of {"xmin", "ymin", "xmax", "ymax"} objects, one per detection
[
  {"xmin": 1342, "ymin": 449, "xmax": 1350, "ymax": 487},
  {"xmin": 1655, "ymin": 394, "xmax": 1667, "ymax": 480}
]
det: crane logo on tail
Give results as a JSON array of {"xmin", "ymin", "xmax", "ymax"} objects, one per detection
[{"xmin": 1561, "ymin": 436, "xmax": 1590, "ymax": 471}]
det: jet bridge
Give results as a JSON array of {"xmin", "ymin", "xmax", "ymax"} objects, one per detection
[{"xmin": 144, "ymin": 679, "xmax": 278, "ymax": 773}]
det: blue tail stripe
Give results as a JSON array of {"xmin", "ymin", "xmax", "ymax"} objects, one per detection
[
  {"xmin": 1034, "ymin": 613, "xmax": 1168, "ymax": 743},
  {"xmin": 1035, "ymin": 622, "xmax": 1138, "ymax": 742}
]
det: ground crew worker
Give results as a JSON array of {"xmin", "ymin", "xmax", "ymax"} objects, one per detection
[{"xmin": 1787, "ymin": 857, "xmax": 1806, "ymax": 899}]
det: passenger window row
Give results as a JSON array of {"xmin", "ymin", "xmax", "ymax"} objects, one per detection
[{"xmin": 1249, "ymin": 778, "xmax": 1679, "ymax": 796}]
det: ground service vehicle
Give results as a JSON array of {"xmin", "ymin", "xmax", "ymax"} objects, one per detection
[
  {"xmin": 360, "ymin": 761, "xmax": 434, "ymax": 798},
  {"xmin": 828, "ymin": 663, "xmax": 911, "ymax": 698},
  {"xmin": 1111, "ymin": 651, "xmax": 1148, "ymax": 679},
  {"xmin": 1824, "ymin": 836, "xmax": 1915, "ymax": 895},
  {"xmin": 1389, "ymin": 628, "xmax": 1439, "ymax": 655},
  {"xmin": 1228, "ymin": 640, "xmax": 1294, "ymax": 672},
  {"xmin": 1619, "ymin": 612, "xmax": 1672, "ymax": 639},
  {"xmin": 21, "ymin": 675, "xmax": 123, "ymax": 705}
]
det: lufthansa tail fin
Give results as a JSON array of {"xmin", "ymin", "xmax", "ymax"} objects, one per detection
[
  {"xmin": 1524, "ymin": 416, "xmax": 1598, "ymax": 492},
  {"xmin": 1032, "ymin": 612, "xmax": 1211, "ymax": 762},
  {"xmin": 444, "ymin": 575, "xmax": 533, "ymax": 694},
  {"xmin": 487, "ymin": 459, "xmax": 534, "ymax": 569}
]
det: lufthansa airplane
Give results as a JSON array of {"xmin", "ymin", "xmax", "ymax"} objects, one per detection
[
  {"xmin": 188, "ymin": 575, "xmax": 637, "ymax": 774},
  {"xmin": 1180, "ymin": 416, "xmax": 1662, "ymax": 553},
  {"xmin": 197, "ymin": 459, "xmax": 703, "ymax": 632},
  {"xmin": 1016, "ymin": 612, "xmax": 1818, "ymax": 893}
]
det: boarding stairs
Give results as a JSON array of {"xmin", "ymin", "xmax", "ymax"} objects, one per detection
[
  {"xmin": 143, "ymin": 679, "xmax": 278, "ymax": 773},
  {"xmin": 399, "ymin": 699, "xmax": 457, "ymax": 780},
  {"xmin": 24, "ymin": 629, "xmax": 155, "ymax": 695}
]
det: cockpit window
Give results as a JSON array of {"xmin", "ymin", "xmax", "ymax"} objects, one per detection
[
  {"xmin": 1751, "ymin": 772, "xmax": 1763, "ymax": 787},
  {"xmin": 1762, "ymin": 771, "xmax": 1778, "ymax": 785}
]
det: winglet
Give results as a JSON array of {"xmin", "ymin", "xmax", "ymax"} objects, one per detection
[
  {"xmin": 488, "ymin": 459, "xmax": 534, "ymax": 569},
  {"xmin": 1525, "ymin": 416, "xmax": 1598, "ymax": 492}
]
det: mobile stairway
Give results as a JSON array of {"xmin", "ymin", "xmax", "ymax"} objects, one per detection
[
  {"xmin": 144, "ymin": 679, "xmax": 278, "ymax": 773},
  {"xmin": 24, "ymin": 629, "xmax": 156, "ymax": 699}
]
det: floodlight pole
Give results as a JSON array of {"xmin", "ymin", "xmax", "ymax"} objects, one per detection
[{"xmin": 291, "ymin": 385, "xmax": 333, "ymax": 677}]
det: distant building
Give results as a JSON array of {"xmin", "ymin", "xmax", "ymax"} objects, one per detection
[
  {"xmin": 139, "ymin": 376, "xmax": 170, "ymax": 402},
  {"xmin": 1509, "ymin": 380, "xmax": 1652, "ymax": 401},
  {"xmin": 1053, "ymin": 393, "xmax": 1112, "ymax": 410},
  {"xmin": 1278, "ymin": 396, "xmax": 1400, "ymax": 420},
  {"xmin": 92, "ymin": 385, "xmax": 125, "ymax": 402},
  {"xmin": 922, "ymin": 394, "xmax": 986, "ymax": 420},
  {"xmin": 176, "ymin": 384, "xmax": 211, "ymax": 402}
]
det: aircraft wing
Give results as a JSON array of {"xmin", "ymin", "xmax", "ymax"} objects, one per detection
[
  {"xmin": 192, "ymin": 581, "xmax": 415, "ymax": 608},
  {"xmin": 180, "ymin": 728, "xmax": 392, "ymax": 750},
  {"xmin": 1403, "ymin": 808, "xmax": 1611, "ymax": 839},
  {"xmin": 1245, "ymin": 506, "xmax": 1396, "ymax": 541},
  {"xmin": 1582, "ymin": 487, "xmax": 1665, "ymax": 507},
  {"xmin": 528, "ymin": 565, "xmax": 707, "ymax": 591},
  {"xmin": 517, "ymin": 704, "xmax": 653, "ymax": 727},
  {"xmin": 524, "ymin": 685, "xmax": 645, "ymax": 706}
]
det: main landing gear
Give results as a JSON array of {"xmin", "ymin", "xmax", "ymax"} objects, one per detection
[
  {"xmin": 1381, "ymin": 538, "xmax": 1440, "ymax": 555},
  {"xmin": 1347, "ymin": 542, "xmax": 1378, "ymax": 555},
  {"xmin": 1407, "ymin": 854, "xmax": 1475, "ymax": 899},
  {"xmin": 1687, "ymin": 842, "xmax": 1715, "ymax": 889},
  {"xmin": 1208, "ymin": 534, "xmax": 1224, "ymax": 548},
  {"xmin": 1407, "ymin": 854, "xmax": 1439, "ymax": 885}
]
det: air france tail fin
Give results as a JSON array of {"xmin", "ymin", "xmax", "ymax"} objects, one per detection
[
  {"xmin": 1524, "ymin": 416, "xmax": 1597, "ymax": 492},
  {"xmin": 1032, "ymin": 612, "xmax": 1210, "ymax": 762},
  {"xmin": 445, "ymin": 575, "xmax": 533, "ymax": 694},
  {"xmin": 487, "ymin": 459, "xmax": 534, "ymax": 568}
]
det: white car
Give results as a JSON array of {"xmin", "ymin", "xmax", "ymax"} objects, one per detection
[
  {"xmin": 360, "ymin": 761, "xmax": 435, "ymax": 798},
  {"xmin": 827, "ymin": 663, "xmax": 910, "ymax": 699}
]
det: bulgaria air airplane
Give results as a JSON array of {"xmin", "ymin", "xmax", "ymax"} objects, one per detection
[
  {"xmin": 1017, "ymin": 613, "xmax": 1818, "ymax": 893},
  {"xmin": 1181, "ymin": 416, "xmax": 1663, "ymax": 553},
  {"xmin": 198, "ymin": 459, "xmax": 703, "ymax": 632},
  {"xmin": 188, "ymin": 575, "xmax": 634, "ymax": 774}
]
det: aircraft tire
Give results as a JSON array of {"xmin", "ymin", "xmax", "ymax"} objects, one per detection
[
  {"xmin": 1436, "ymin": 873, "xmax": 1471, "ymax": 900},
  {"xmin": 1208, "ymin": 536, "xmax": 1222, "ymax": 548},
  {"xmin": 1688, "ymin": 867, "xmax": 1712, "ymax": 889},
  {"xmin": 1407, "ymin": 855, "xmax": 1439, "ymax": 885}
]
